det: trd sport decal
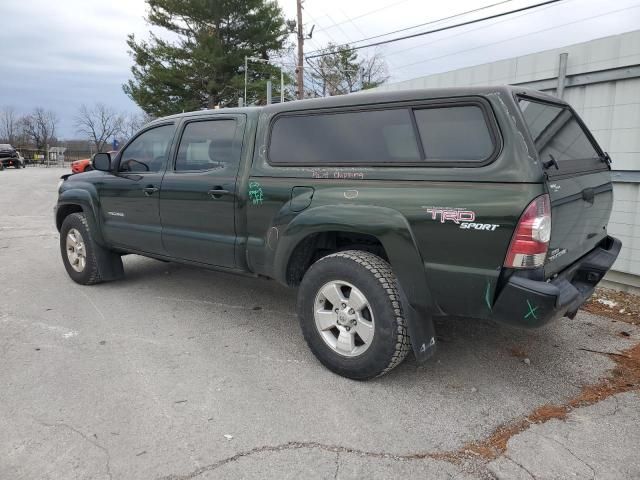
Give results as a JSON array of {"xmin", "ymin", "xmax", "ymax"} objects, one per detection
[
  {"xmin": 460, "ymin": 223, "xmax": 500, "ymax": 231},
  {"xmin": 422, "ymin": 206, "xmax": 499, "ymax": 231},
  {"xmin": 424, "ymin": 206, "xmax": 475, "ymax": 223}
]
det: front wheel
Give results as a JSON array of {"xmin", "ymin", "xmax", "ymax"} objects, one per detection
[
  {"xmin": 60, "ymin": 213, "xmax": 123, "ymax": 285},
  {"xmin": 297, "ymin": 250, "xmax": 411, "ymax": 380}
]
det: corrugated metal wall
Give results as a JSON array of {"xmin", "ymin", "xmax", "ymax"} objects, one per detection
[{"xmin": 374, "ymin": 31, "xmax": 640, "ymax": 290}]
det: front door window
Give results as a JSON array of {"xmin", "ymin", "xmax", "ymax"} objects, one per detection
[{"xmin": 119, "ymin": 124, "xmax": 175, "ymax": 173}]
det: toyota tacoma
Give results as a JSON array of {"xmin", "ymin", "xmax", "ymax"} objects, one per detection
[{"xmin": 54, "ymin": 86, "xmax": 621, "ymax": 379}]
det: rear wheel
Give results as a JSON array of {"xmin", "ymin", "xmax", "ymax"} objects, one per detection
[{"xmin": 297, "ymin": 250, "xmax": 411, "ymax": 380}]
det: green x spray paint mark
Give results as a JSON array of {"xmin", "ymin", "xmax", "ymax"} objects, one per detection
[{"xmin": 524, "ymin": 300, "xmax": 539, "ymax": 320}]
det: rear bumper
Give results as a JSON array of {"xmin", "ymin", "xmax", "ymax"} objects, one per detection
[
  {"xmin": 490, "ymin": 236, "xmax": 621, "ymax": 327},
  {"xmin": 0, "ymin": 157, "xmax": 21, "ymax": 166}
]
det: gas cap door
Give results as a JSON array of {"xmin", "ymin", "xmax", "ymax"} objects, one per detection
[{"xmin": 290, "ymin": 186, "xmax": 315, "ymax": 212}]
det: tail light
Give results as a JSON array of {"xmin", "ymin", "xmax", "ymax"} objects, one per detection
[{"xmin": 504, "ymin": 194, "xmax": 551, "ymax": 269}]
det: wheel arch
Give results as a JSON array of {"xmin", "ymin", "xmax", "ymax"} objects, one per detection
[
  {"xmin": 272, "ymin": 204, "xmax": 434, "ymax": 314},
  {"xmin": 56, "ymin": 188, "xmax": 105, "ymax": 245}
]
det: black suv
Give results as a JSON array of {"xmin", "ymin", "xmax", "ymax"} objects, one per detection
[{"xmin": 0, "ymin": 144, "xmax": 24, "ymax": 169}]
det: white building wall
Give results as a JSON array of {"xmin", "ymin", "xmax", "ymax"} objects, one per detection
[{"xmin": 374, "ymin": 31, "xmax": 640, "ymax": 290}]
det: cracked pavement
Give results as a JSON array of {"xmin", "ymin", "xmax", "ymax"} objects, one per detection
[{"xmin": 1, "ymin": 168, "xmax": 639, "ymax": 479}]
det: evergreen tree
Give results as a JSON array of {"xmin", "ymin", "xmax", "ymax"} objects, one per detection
[{"xmin": 124, "ymin": 0, "xmax": 287, "ymax": 116}]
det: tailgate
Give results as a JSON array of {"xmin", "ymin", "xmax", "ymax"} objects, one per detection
[{"xmin": 517, "ymin": 96, "xmax": 613, "ymax": 277}]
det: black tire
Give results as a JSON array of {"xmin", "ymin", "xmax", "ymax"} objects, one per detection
[
  {"xmin": 297, "ymin": 250, "xmax": 411, "ymax": 380},
  {"xmin": 0, "ymin": 163, "xmax": 4, "ymax": 171},
  {"xmin": 60, "ymin": 212, "xmax": 123, "ymax": 285}
]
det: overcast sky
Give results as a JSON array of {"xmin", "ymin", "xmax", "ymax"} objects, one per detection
[{"xmin": 1, "ymin": 0, "xmax": 639, "ymax": 138}]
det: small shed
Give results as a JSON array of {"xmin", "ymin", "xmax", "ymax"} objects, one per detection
[{"xmin": 49, "ymin": 147, "xmax": 67, "ymax": 163}]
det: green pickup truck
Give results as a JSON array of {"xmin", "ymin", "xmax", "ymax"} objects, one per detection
[{"xmin": 55, "ymin": 86, "xmax": 621, "ymax": 379}]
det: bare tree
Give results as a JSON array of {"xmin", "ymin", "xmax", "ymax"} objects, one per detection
[
  {"xmin": 359, "ymin": 51, "xmax": 389, "ymax": 90},
  {"xmin": 121, "ymin": 111, "xmax": 153, "ymax": 142},
  {"xmin": 303, "ymin": 45, "xmax": 389, "ymax": 98},
  {"xmin": 0, "ymin": 106, "xmax": 20, "ymax": 144},
  {"xmin": 75, "ymin": 103, "xmax": 125, "ymax": 152},
  {"xmin": 20, "ymin": 108, "xmax": 58, "ymax": 150}
]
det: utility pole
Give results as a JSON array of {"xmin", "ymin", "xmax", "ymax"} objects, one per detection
[{"xmin": 296, "ymin": 0, "xmax": 304, "ymax": 100}]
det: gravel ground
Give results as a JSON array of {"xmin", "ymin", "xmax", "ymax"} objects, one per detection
[{"xmin": 1, "ymin": 167, "xmax": 639, "ymax": 479}]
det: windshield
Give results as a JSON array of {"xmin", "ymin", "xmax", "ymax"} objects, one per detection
[{"xmin": 518, "ymin": 97, "xmax": 603, "ymax": 172}]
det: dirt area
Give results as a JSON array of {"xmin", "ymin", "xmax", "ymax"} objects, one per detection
[
  {"xmin": 463, "ymin": 287, "xmax": 640, "ymax": 463},
  {"xmin": 454, "ymin": 341, "xmax": 640, "ymax": 461},
  {"xmin": 582, "ymin": 287, "xmax": 640, "ymax": 325}
]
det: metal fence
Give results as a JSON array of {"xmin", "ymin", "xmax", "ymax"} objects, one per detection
[{"xmin": 14, "ymin": 148, "xmax": 92, "ymax": 167}]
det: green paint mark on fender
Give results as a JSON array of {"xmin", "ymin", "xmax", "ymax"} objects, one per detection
[
  {"xmin": 485, "ymin": 281, "xmax": 492, "ymax": 311},
  {"xmin": 524, "ymin": 300, "xmax": 539, "ymax": 320},
  {"xmin": 248, "ymin": 181, "xmax": 264, "ymax": 206}
]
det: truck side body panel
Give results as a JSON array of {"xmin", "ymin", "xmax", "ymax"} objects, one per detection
[{"xmin": 244, "ymin": 89, "xmax": 546, "ymax": 318}]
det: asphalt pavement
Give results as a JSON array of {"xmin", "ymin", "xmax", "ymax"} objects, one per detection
[{"xmin": 1, "ymin": 167, "xmax": 638, "ymax": 479}]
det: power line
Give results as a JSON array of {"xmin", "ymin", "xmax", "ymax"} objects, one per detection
[
  {"xmin": 382, "ymin": 0, "xmax": 568, "ymax": 59},
  {"xmin": 306, "ymin": 0, "xmax": 517, "ymax": 54},
  {"xmin": 303, "ymin": 11, "xmax": 343, "ymax": 48},
  {"xmin": 319, "ymin": 12, "xmax": 358, "ymax": 44},
  {"xmin": 391, "ymin": 3, "xmax": 640, "ymax": 72},
  {"xmin": 336, "ymin": 7, "xmax": 368, "ymax": 39},
  {"xmin": 313, "ymin": 0, "xmax": 411, "ymax": 34},
  {"xmin": 305, "ymin": 0, "xmax": 563, "ymax": 59}
]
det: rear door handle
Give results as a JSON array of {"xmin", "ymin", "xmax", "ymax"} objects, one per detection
[
  {"xmin": 143, "ymin": 186, "xmax": 159, "ymax": 196},
  {"xmin": 208, "ymin": 188, "xmax": 230, "ymax": 199}
]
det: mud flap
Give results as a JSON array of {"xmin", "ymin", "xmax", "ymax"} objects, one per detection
[
  {"xmin": 405, "ymin": 303, "xmax": 437, "ymax": 363},
  {"xmin": 95, "ymin": 247, "xmax": 124, "ymax": 281}
]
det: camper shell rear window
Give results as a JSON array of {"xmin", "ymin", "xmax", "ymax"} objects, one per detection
[{"xmin": 517, "ymin": 96, "xmax": 606, "ymax": 174}]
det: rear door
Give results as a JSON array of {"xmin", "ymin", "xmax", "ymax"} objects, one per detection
[
  {"xmin": 159, "ymin": 115, "xmax": 244, "ymax": 267},
  {"xmin": 517, "ymin": 96, "xmax": 613, "ymax": 276}
]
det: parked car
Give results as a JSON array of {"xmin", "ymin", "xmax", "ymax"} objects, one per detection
[
  {"xmin": 0, "ymin": 144, "xmax": 24, "ymax": 169},
  {"xmin": 54, "ymin": 86, "xmax": 621, "ymax": 379},
  {"xmin": 71, "ymin": 150, "xmax": 118, "ymax": 174}
]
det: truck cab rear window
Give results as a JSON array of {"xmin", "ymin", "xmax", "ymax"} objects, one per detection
[
  {"xmin": 518, "ymin": 98, "xmax": 601, "ymax": 169},
  {"xmin": 268, "ymin": 105, "xmax": 496, "ymax": 165}
]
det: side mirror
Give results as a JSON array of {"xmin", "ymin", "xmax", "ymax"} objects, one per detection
[{"xmin": 92, "ymin": 152, "xmax": 112, "ymax": 171}]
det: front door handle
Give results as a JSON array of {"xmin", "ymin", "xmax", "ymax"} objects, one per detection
[
  {"xmin": 143, "ymin": 186, "xmax": 159, "ymax": 196},
  {"xmin": 208, "ymin": 188, "xmax": 230, "ymax": 199}
]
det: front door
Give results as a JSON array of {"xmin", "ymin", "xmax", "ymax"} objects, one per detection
[
  {"xmin": 159, "ymin": 116, "xmax": 244, "ymax": 267},
  {"xmin": 99, "ymin": 123, "xmax": 176, "ymax": 254}
]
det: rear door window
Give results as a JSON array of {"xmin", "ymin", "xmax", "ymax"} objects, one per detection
[
  {"xmin": 517, "ymin": 98, "xmax": 604, "ymax": 173},
  {"xmin": 175, "ymin": 120, "xmax": 237, "ymax": 171}
]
